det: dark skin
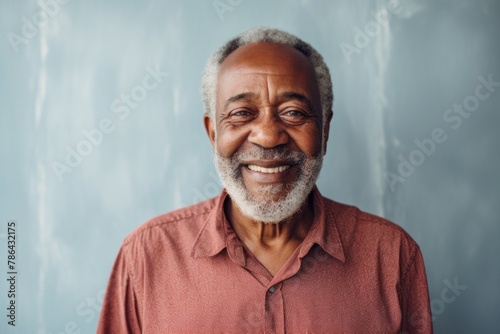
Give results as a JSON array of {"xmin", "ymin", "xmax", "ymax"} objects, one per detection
[{"xmin": 204, "ymin": 42, "xmax": 333, "ymax": 276}]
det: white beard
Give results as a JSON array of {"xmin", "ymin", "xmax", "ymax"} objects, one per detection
[{"xmin": 214, "ymin": 146, "xmax": 323, "ymax": 223}]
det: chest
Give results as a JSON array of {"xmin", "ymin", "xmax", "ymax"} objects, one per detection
[{"xmin": 139, "ymin": 254, "xmax": 402, "ymax": 333}]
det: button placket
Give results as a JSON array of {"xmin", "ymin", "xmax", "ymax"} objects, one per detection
[{"xmin": 265, "ymin": 283, "xmax": 284, "ymax": 333}]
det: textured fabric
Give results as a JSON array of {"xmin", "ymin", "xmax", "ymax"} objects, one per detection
[{"xmin": 97, "ymin": 188, "xmax": 432, "ymax": 333}]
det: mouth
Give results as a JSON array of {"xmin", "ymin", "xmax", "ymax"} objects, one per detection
[
  {"xmin": 246, "ymin": 164, "xmax": 291, "ymax": 174},
  {"xmin": 241, "ymin": 160, "xmax": 296, "ymax": 185}
]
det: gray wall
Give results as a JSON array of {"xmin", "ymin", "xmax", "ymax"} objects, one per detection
[{"xmin": 1, "ymin": 0, "xmax": 499, "ymax": 333}]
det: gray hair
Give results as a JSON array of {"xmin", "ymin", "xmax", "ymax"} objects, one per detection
[{"xmin": 201, "ymin": 27, "xmax": 333, "ymax": 122}]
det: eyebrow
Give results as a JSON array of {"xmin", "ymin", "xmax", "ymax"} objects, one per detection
[
  {"xmin": 223, "ymin": 91, "xmax": 315, "ymax": 112},
  {"xmin": 224, "ymin": 93, "xmax": 255, "ymax": 109},
  {"xmin": 279, "ymin": 92, "xmax": 314, "ymax": 111}
]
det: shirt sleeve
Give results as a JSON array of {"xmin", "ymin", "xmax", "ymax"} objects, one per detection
[
  {"xmin": 97, "ymin": 245, "xmax": 142, "ymax": 333},
  {"xmin": 399, "ymin": 245, "xmax": 433, "ymax": 334}
]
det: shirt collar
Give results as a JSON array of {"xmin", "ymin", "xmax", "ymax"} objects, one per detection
[
  {"xmin": 191, "ymin": 187, "xmax": 345, "ymax": 264},
  {"xmin": 298, "ymin": 187, "xmax": 345, "ymax": 263},
  {"xmin": 191, "ymin": 190, "xmax": 231, "ymax": 259}
]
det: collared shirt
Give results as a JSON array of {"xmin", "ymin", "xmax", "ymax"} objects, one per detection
[{"xmin": 97, "ymin": 188, "xmax": 432, "ymax": 333}]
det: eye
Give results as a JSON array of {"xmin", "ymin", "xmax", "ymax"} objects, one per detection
[
  {"xmin": 280, "ymin": 109, "xmax": 309, "ymax": 123},
  {"xmin": 226, "ymin": 109, "xmax": 256, "ymax": 124},
  {"xmin": 231, "ymin": 109, "xmax": 252, "ymax": 117},
  {"xmin": 283, "ymin": 110, "xmax": 305, "ymax": 117}
]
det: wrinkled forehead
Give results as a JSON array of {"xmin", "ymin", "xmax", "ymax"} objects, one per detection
[
  {"xmin": 218, "ymin": 42, "xmax": 317, "ymax": 80},
  {"xmin": 216, "ymin": 42, "xmax": 321, "ymax": 107}
]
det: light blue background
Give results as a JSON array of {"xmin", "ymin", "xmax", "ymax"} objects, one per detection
[{"xmin": 1, "ymin": 0, "xmax": 499, "ymax": 333}]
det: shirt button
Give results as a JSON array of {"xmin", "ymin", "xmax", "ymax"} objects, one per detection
[{"xmin": 268, "ymin": 286, "xmax": 276, "ymax": 293}]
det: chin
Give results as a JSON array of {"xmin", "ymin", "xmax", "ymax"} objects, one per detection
[
  {"xmin": 214, "ymin": 149, "xmax": 324, "ymax": 223},
  {"xmin": 228, "ymin": 182, "xmax": 311, "ymax": 223}
]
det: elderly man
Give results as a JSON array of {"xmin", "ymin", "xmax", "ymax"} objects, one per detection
[{"xmin": 98, "ymin": 28, "xmax": 432, "ymax": 333}]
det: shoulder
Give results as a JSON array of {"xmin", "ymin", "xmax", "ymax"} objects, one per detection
[
  {"xmin": 322, "ymin": 196, "xmax": 420, "ymax": 266},
  {"xmin": 326, "ymin": 197, "xmax": 417, "ymax": 244},
  {"xmin": 121, "ymin": 196, "xmax": 218, "ymax": 251}
]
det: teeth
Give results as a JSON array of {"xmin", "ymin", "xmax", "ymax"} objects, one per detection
[{"xmin": 247, "ymin": 165, "xmax": 290, "ymax": 174}]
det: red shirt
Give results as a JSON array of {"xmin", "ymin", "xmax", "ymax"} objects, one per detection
[{"xmin": 97, "ymin": 188, "xmax": 432, "ymax": 333}]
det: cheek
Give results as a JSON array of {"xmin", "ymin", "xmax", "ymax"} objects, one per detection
[
  {"xmin": 289, "ymin": 126, "xmax": 324, "ymax": 157},
  {"xmin": 299, "ymin": 140, "xmax": 322, "ymax": 158},
  {"xmin": 215, "ymin": 126, "xmax": 248, "ymax": 158}
]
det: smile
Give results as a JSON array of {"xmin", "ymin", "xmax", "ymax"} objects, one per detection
[{"xmin": 246, "ymin": 165, "xmax": 291, "ymax": 174}]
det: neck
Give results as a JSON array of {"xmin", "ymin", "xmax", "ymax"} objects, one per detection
[{"xmin": 224, "ymin": 192, "xmax": 315, "ymax": 275}]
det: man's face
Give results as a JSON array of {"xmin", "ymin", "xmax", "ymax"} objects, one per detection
[{"xmin": 205, "ymin": 42, "xmax": 331, "ymax": 223}]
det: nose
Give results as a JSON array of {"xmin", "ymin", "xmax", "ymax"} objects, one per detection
[{"xmin": 248, "ymin": 110, "xmax": 289, "ymax": 149}]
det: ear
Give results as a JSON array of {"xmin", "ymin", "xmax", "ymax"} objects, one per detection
[
  {"xmin": 204, "ymin": 113, "xmax": 216, "ymax": 148},
  {"xmin": 322, "ymin": 110, "xmax": 334, "ymax": 155}
]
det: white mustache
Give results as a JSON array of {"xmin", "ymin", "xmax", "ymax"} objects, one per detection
[{"xmin": 232, "ymin": 147, "xmax": 306, "ymax": 164}]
